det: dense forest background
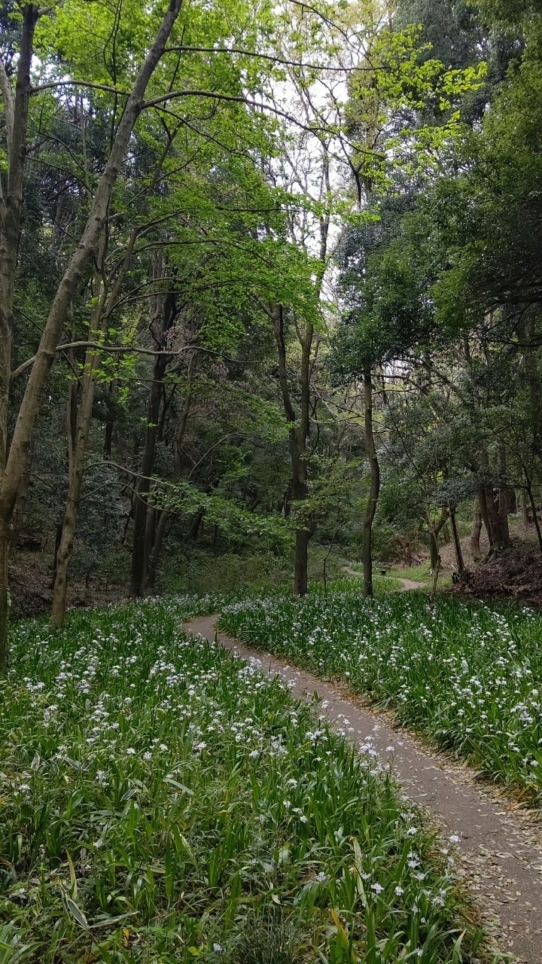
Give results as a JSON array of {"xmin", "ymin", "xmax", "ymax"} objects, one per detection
[{"xmin": 2, "ymin": 0, "xmax": 542, "ymax": 651}]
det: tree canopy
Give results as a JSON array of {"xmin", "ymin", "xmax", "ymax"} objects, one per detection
[{"xmin": 1, "ymin": 0, "xmax": 542, "ymax": 660}]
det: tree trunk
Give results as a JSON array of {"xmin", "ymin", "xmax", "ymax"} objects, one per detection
[
  {"xmin": 497, "ymin": 442, "xmax": 511, "ymax": 548},
  {"xmin": 0, "ymin": 5, "xmax": 39, "ymax": 478},
  {"xmin": 431, "ymin": 554, "xmax": 441, "ymax": 602},
  {"xmin": 54, "ymin": 154, "xmax": 171, "ymax": 612},
  {"xmin": 291, "ymin": 466, "xmax": 310, "ymax": 596},
  {"xmin": 147, "ymin": 510, "xmax": 168, "ymax": 589},
  {"xmin": 525, "ymin": 317, "xmax": 542, "ymax": 456},
  {"xmin": 131, "ymin": 288, "xmax": 177, "ymax": 596},
  {"xmin": 521, "ymin": 489, "xmax": 529, "ymax": 529},
  {"xmin": 0, "ymin": 522, "xmax": 10, "ymax": 673},
  {"xmin": 0, "ymin": 5, "xmax": 40, "ymax": 672},
  {"xmin": 50, "ymin": 351, "xmax": 102, "ymax": 627},
  {"xmin": 484, "ymin": 483, "xmax": 508, "ymax": 550},
  {"xmin": 509, "ymin": 488, "xmax": 517, "ymax": 514},
  {"xmin": 470, "ymin": 499, "xmax": 482, "ymax": 562},
  {"xmin": 363, "ymin": 367, "xmax": 380, "ymax": 598},
  {"xmin": 51, "ymin": 522, "xmax": 63, "ymax": 589},
  {"xmin": 294, "ymin": 529, "xmax": 309, "ymax": 596},
  {"xmin": 478, "ymin": 484, "xmax": 495, "ymax": 550},
  {"xmin": 428, "ymin": 509, "xmax": 449, "ymax": 571},
  {"xmin": 429, "ymin": 530, "xmax": 439, "ymax": 570},
  {"xmin": 104, "ymin": 382, "xmax": 116, "ymax": 457},
  {"xmin": 450, "ymin": 509, "xmax": 464, "ymax": 573},
  {"xmin": 11, "ymin": 467, "xmax": 30, "ymax": 551},
  {"xmin": 50, "ymin": 265, "xmax": 110, "ymax": 627},
  {"xmin": 0, "ymin": 0, "xmax": 184, "ymax": 669},
  {"xmin": 190, "ymin": 508, "xmax": 205, "ymax": 541},
  {"xmin": 478, "ymin": 443, "xmax": 509, "ymax": 550},
  {"xmin": 131, "ymin": 377, "xmax": 164, "ymax": 596},
  {"xmin": 147, "ymin": 377, "xmax": 193, "ymax": 590},
  {"xmin": 526, "ymin": 483, "xmax": 542, "ymax": 557},
  {"xmin": 144, "ymin": 505, "xmax": 157, "ymax": 573},
  {"xmin": 272, "ymin": 305, "xmax": 313, "ymax": 597}
]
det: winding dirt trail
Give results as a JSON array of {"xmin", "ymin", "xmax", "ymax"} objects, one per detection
[
  {"xmin": 342, "ymin": 566, "xmax": 426, "ymax": 591},
  {"xmin": 185, "ymin": 615, "xmax": 542, "ymax": 964}
]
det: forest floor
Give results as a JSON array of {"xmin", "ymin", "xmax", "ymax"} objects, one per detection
[
  {"xmin": 8, "ymin": 550, "xmax": 125, "ymax": 619},
  {"xmin": 451, "ymin": 544, "xmax": 542, "ymax": 608},
  {"xmin": 352, "ymin": 518, "xmax": 542, "ymax": 606},
  {"xmin": 8, "ymin": 515, "xmax": 542, "ymax": 618},
  {"xmin": 187, "ymin": 613, "xmax": 542, "ymax": 964}
]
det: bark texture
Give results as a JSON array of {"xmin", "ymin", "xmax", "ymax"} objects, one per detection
[
  {"xmin": 131, "ymin": 289, "xmax": 177, "ymax": 596},
  {"xmin": 147, "ymin": 367, "xmax": 193, "ymax": 589},
  {"xmin": 470, "ymin": 499, "xmax": 483, "ymax": 562},
  {"xmin": 450, "ymin": 509, "xmax": 465, "ymax": 574},
  {"xmin": 272, "ymin": 305, "xmax": 313, "ymax": 596},
  {"xmin": 50, "ymin": 292, "xmax": 107, "ymax": 626},
  {"xmin": 362, "ymin": 367, "xmax": 380, "ymax": 598}
]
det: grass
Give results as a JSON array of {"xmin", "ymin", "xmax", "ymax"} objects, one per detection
[
  {"xmin": 345, "ymin": 560, "xmax": 451, "ymax": 590},
  {"xmin": 387, "ymin": 562, "xmax": 452, "ymax": 590},
  {"xmin": 219, "ymin": 591, "xmax": 542, "ymax": 800},
  {"xmin": 0, "ymin": 597, "xmax": 489, "ymax": 963}
]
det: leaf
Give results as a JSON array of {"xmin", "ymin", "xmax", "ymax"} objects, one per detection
[
  {"xmin": 164, "ymin": 777, "xmax": 194, "ymax": 794},
  {"xmin": 64, "ymin": 895, "xmax": 89, "ymax": 930},
  {"xmin": 66, "ymin": 852, "xmax": 77, "ymax": 898}
]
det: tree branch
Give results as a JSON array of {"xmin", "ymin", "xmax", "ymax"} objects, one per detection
[
  {"xmin": 9, "ymin": 339, "xmax": 246, "ymax": 381},
  {"xmin": 143, "ymin": 89, "xmax": 335, "ymax": 137},
  {"xmin": 10, "ymin": 341, "xmax": 191, "ymax": 381},
  {"xmin": 164, "ymin": 45, "xmax": 355, "ymax": 72},
  {"xmin": 31, "ymin": 79, "xmax": 129, "ymax": 96}
]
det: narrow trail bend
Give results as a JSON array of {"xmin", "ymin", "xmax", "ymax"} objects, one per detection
[
  {"xmin": 342, "ymin": 566, "xmax": 426, "ymax": 591},
  {"xmin": 185, "ymin": 615, "xmax": 542, "ymax": 964}
]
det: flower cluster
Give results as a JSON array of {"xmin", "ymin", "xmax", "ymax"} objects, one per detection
[
  {"xmin": 221, "ymin": 592, "xmax": 542, "ymax": 795},
  {"xmin": 1, "ymin": 597, "xmax": 479, "ymax": 962}
]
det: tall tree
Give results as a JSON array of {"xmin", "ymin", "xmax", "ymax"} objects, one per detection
[{"xmin": 0, "ymin": 0, "xmax": 184, "ymax": 668}]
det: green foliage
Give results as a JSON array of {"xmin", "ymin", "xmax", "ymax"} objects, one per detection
[
  {"xmin": 5, "ymin": 0, "xmax": 542, "ymax": 624},
  {"xmin": 155, "ymin": 547, "xmax": 353, "ymax": 595},
  {"xmin": 479, "ymin": 0, "xmax": 542, "ymax": 25},
  {"xmin": 156, "ymin": 550, "xmax": 289, "ymax": 594},
  {"xmin": 347, "ymin": 23, "xmax": 486, "ymax": 192},
  {"xmin": 149, "ymin": 480, "xmax": 292, "ymax": 550}
]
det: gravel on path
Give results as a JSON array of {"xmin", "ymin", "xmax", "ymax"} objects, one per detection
[{"xmin": 186, "ymin": 615, "xmax": 542, "ymax": 964}]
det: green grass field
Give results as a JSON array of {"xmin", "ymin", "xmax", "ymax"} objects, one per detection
[
  {"xmin": 0, "ymin": 598, "xmax": 487, "ymax": 963},
  {"xmin": 344, "ymin": 560, "xmax": 452, "ymax": 590},
  {"xmin": 220, "ymin": 591, "xmax": 542, "ymax": 800}
]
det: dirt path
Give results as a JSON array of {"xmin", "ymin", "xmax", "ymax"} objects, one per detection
[
  {"xmin": 186, "ymin": 615, "xmax": 542, "ymax": 964},
  {"xmin": 342, "ymin": 566, "xmax": 426, "ymax": 591},
  {"xmin": 396, "ymin": 576, "xmax": 428, "ymax": 591}
]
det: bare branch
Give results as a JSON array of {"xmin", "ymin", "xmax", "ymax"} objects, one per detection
[
  {"xmin": 164, "ymin": 45, "xmax": 356, "ymax": 72},
  {"xmin": 10, "ymin": 339, "xmax": 248, "ymax": 381},
  {"xmin": 10, "ymin": 341, "xmax": 190, "ymax": 381},
  {"xmin": 143, "ymin": 89, "xmax": 335, "ymax": 137},
  {"xmin": 31, "ymin": 79, "xmax": 129, "ymax": 96}
]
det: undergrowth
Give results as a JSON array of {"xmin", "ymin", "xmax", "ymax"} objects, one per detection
[
  {"xmin": 220, "ymin": 592, "xmax": 542, "ymax": 800},
  {"xmin": 0, "ymin": 598, "xmax": 487, "ymax": 962}
]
